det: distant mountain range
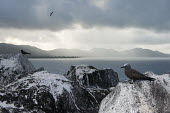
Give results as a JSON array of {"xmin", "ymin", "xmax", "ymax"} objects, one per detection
[
  {"xmin": 0, "ymin": 43, "xmax": 170, "ymax": 57},
  {"xmin": 0, "ymin": 43, "xmax": 50, "ymax": 57}
]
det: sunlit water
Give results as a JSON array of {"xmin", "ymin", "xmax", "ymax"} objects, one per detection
[{"xmin": 30, "ymin": 57, "xmax": 170, "ymax": 81}]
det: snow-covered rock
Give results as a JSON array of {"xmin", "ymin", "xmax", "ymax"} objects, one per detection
[
  {"xmin": 66, "ymin": 65, "xmax": 119, "ymax": 113},
  {"xmin": 0, "ymin": 54, "xmax": 35, "ymax": 85},
  {"xmin": 0, "ymin": 54, "xmax": 73, "ymax": 113},
  {"xmin": 7, "ymin": 71, "xmax": 72, "ymax": 100},
  {"xmin": 99, "ymin": 73, "xmax": 170, "ymax": 113},
  {"xmin": 0, "ymin": 54, "xmax": 120, "ymax": 113},
  {"xmin": 0, "ymin": 71, "xmax": 73, "ymax": 113},
  {"xmin": 67, "ymin": 65, "xmax": 119, "ymax": 88}
]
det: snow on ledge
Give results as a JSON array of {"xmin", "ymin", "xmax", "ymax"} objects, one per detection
[
  {"xmin": 8, "ymin": 71, "xmax": 72, "ymax": 101},
  {"xmin": 32, "ymin": 71, "xmax": 72, "ymax": 96}
]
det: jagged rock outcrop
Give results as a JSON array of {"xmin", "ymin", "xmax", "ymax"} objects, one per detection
[
  {"xmin": 0, "ymin": 71, "xmax": 73, "ymax": 113},
  {"xmin": 0, "ymin": 54, "xmax": 35, "ymax": 85},
  {"xmin": 67, "ymin": 65, "xmax": 119, "ymax": 88},
  {"xmin": 0, "ymin": 54, "xmax": 119, "ymax": 113},
  {"xmin": 0, "ymin": 54, "xmax": 73, "ymax": 113},
  {"xmin": 99, "ymin": 73, "xmax": 170, "ymax": 113},
  {"xmin": 66, "ymin": 65, "xmax": 119, "ymax": 113}
]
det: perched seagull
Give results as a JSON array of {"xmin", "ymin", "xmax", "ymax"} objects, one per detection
[
  {"xmin": 50, "ymin": 11, "xmax": 54, "ymax": 16},
  {"xmin": 121, "ymin": 63, "xmax": 155, "ymax": 83},
  {"xmin": 20, "ymin": 49, "xmax": 31, "ymax": 55}
]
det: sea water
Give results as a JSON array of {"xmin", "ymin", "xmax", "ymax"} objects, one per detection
[{"xmin": 30, "ymin": 57, "xmax": 170, "ymax": 81}]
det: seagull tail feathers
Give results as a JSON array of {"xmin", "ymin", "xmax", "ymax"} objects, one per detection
[{"xmin": 145, "ymin": 77, "xmax": 155, "ymax": 81}]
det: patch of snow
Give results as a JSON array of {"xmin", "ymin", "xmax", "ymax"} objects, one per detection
[
  {"xmin": 8, "ymin": 71, "xmax": 72, "ymax": 101},
  {"xmin": 0, "ymin": 59, "xmax": 16, "ymax": 70},
  {"xmin": 32, "ymin": 71, "xmax": 72, "ymax": 95},
  {"xmin": 0, "ymin": 101, "xmax": 16, "ymax": 108},
  {"xmin": 0, "ymin": 93, "xmax": 5, "ymax": 96},
  {"xmin": 0, "ymin": 53, "xmax": 35, "ymax": 73},
  {"xmin": 155, "ymin": 74, "xmax": 170, "ymax": 93},
  {"xmin": 33, "ymin": 99, "xmax": 38, "ymax": 104},
  {"xmin": 75, "ymin": 65, "xmax": 96, "ymax": 78},
  {"xmin": 74, "ymin": 65, "xmax": 96, "ymax": 86}
]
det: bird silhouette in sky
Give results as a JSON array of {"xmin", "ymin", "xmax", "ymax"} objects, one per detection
[{"xmin": 50, "ymin": 11, "xmax": 54, "ymax": 16}]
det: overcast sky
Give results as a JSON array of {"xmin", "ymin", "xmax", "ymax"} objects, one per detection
[{"xmin": 0, "ymin": 0, "xmax": 170, "ymax": 53}]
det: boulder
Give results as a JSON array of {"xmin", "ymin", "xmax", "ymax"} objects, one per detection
[
  {"xmin": 0, "ymin": 54, "xmax": 35, "ymax": 85},
  {"xmin": 0, "ymin": 54, "xmax": 120, "ymax": 113},
  {"xmin": 0, "ymin": 71, "xmax": 73, "ymax": 113},
  {"xmin": 99, "ymin": 73, "xmax": 170, "ymax": 113},
  {"xmin": 67, "ymin": 65, "xmax": 119, "ymax": 88},
  {"xmin": 67, "ymin": 65, "xmax": 119, "ymax": 113}
]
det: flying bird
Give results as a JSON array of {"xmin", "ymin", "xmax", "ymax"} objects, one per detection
[
  {"xmin": 50, "ymin": 11, "xmax": 54, "ymax": 16},
  {"xmin": 121, "ymin": 63, "xmax": 155, "ymax": 82},
  {"xmin": 20, "ymin": 49, "xmax": 31, "ymax": 55}
]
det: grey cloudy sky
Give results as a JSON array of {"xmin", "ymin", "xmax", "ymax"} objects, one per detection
[{"xmin": 0, "ymin": 0, "xmax": 170, "ymax": 53}]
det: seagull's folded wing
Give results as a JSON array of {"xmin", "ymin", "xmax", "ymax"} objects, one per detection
[{"xmin": 131, "ymin": 69, "xmax": 148, "ymax": 79}]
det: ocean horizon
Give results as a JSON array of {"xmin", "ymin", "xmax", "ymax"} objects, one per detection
[{"xmin": 30, "ymin": 57, "xmax": 170, "ymax": 81}]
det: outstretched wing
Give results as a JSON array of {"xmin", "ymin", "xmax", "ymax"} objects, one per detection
[{"xmin": 50, "ymin": 12, "xmax": 53, "ymax": 16}]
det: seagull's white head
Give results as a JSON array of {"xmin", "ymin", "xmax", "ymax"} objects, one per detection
[{"xmin": 121, "ymin": 63, "xmax": 131, "ymax": 69}]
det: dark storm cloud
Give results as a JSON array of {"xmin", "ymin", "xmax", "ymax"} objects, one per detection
[
  {"xmin": 133, "ymin": 36, "xmax": 170, "ymax": 45},
  {"xmin": 0, "ymin": 0, "xmax": 170, "ymax": 31}
]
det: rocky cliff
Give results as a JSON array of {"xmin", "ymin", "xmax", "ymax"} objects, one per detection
[
  {"xmin": 0, "ymin": 54, "xmax": 119, "ymax": 113},
  {"xmin": 99, "ymin": 72, "xmax": 170, "ymax": 113}
]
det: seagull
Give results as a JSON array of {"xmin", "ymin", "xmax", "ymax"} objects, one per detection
[
  {"xmin": 121, "ymin": 63, "xmax": 155, "ymax": 83},
  {"xmin": 50, "ymin": 11, "xmax": 54, "ymax": 16},
  {"xmin": 20, "ymin": 49, "xmax": 31, "ymax": 55}
]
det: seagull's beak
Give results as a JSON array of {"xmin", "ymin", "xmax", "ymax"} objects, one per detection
[{"xmin": 120, "ymin": 66, "xmax": 125, "ymax": 68}]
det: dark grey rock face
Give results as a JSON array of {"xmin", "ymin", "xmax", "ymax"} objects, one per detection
[
  {"xmin": 0, "ymin": 54, "xmax": 119, "ymax": 113},
  {"xmin": 0, "ymin": 86, "xmax": 56, "ymax": 113},
  {"xmin": 67, "ymin": 65, "xmax": 119, "ymax": 88},
  {"xmin": 66, "ymin": 65, "xmax": 119, "ymax": 113},
  {"xmin": 99, "ymin": 73, "xmax": 170, "ymax": 113}
]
